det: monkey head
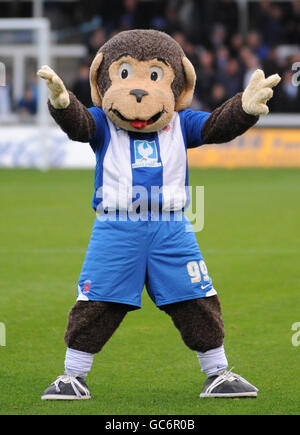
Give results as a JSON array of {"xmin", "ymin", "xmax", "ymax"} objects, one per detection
[{"xmin": 89, "ymin": 29, "xmax": 196, "ymax": 133}]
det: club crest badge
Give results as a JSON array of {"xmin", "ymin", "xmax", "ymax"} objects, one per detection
[{"xmin": 132, "ymin": 140, "xmax": 162, "ymax": 168}]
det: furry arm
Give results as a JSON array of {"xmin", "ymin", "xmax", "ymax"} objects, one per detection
[
  {"xmin": 37, "ymin": 65, "xmax": 96, "ymax": 142},
  {"xmin": 202, "ymin": 68, "xmax": 281, "ymax": 144},
  {"xmin": 48, "ymin": 91, "xmax": 96, "ymax": 142},
  {"xmin": 201, "ymin": 92, "xmax": 259, "ymax": 144}
]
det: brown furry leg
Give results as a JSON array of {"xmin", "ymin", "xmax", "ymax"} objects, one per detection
[
  {"xmin": 64, "ymin": 301, "xmax": 130, "ymax": 354},
  {"xmin": 160, "ymin": 295, "xmax": 225, "ymax": 353}
]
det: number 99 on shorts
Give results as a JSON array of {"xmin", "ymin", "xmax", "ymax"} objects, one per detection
[{"xmin": 187, "ymin": 260, "xmax": 209, "ymax": 284}]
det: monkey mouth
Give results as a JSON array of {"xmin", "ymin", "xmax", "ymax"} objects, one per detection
[{"xmin": 110, "ymin": 107, "xmax": 166, "ymax": 130}]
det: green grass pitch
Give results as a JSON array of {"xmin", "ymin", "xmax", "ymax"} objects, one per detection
[{"xmin": 0, "ymin": 168, "xmax": 299, "ymax": 415}]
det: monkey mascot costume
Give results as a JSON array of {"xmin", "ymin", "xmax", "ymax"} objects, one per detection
[{"xmin": 39, "ymin": 30, "xmax": 280, "ymax": 400}]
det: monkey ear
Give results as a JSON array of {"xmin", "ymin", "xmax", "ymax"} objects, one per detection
[
  {"xmin": 175, "ymin": 57, "xmax": 196, "ymax": 111},
  {"xmin": 90, "ymin": 52, "xmax": 104, "ymax": 107}
]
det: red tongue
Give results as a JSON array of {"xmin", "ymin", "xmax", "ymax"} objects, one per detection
[{"xmin": 131, "ymin": 119, "xmax": 154, "ymax": 130}]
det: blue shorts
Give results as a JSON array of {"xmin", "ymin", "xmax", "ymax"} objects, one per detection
[{"xmin": 77, "ymin": 215, "xmax": 217, "ymax": 308}]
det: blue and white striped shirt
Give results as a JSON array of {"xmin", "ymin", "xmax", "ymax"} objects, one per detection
[{"xmin": 88, "ymin": 107, "xmax": 210, "ymax": 213}]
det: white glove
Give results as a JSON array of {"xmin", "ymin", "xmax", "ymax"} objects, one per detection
[
  {"xmin": 37, "ymin": 65, "xmax": 70, "ymax": 109},
  {"xmin": 242, "ymin": 69, "xmax": 281, "ymax": 116}
]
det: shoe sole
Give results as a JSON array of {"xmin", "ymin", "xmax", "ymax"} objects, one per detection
[
  {"xmin": 41, "ymin": 395, "xmax": 91, "ymax": 400},
  {"xmin": 200, "ymin": 391, "xmax": 258, "ymax": 398}
]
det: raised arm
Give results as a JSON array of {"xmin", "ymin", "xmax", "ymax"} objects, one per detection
[
  {"xmin": 202, "ymin": 69, "xmax": 281, "ymax": 144},
  {"xmin": 37, "ymin": 65, "xmax": 96, "ymax": 142}
]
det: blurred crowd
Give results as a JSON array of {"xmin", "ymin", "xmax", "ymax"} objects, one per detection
[{"xmin": 1, "ymin": 0, "xmax": 300, "ymax": 117}]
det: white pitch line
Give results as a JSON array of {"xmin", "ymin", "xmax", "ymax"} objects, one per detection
[
  {"xmin": 0, "ymin": 248, "xmax": 298, "ymax": 255},
  {"xmin": 204, "ymin": 248, "xmax": 299, "ymax": 255},
  {"xmin": 0, "ymin": 248, "xmax": 86, "ymax": 254}
]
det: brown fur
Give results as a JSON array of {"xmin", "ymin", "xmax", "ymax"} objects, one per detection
[
  {"xmin": 160, "ymin": 296, "xmax": 225, "ymax": 352},
  {"xmin": 97, "ymin": 30, "xmax": 186, "ymax": 103},
  {"xmin": 48, "ymin": 92, "xmax": 96, "ymax": 142},
  {"xmin": 89, "ymin": 30, "xmax": 196, "ymax": 132},
  {"xmin": 65, "ymin": 296, "xmax": 224, "ymax": 355},
  {"xmin": 49, "ymin": 89, "xmax": 258, "ymax": 148},
  {"xmin": 202, "ymin": 93, "xmax": 259, "ymax": 145},
  {"xmin": 49, "ymin": 92, "xmax": 257, "ymax": 145},
  {"xmin": 65, "ymin": 301, "xmax": 131, "ymax": 354},
  {"xmin": 49, "ymin": 32, "xmax": 257, "ymax": 142}
]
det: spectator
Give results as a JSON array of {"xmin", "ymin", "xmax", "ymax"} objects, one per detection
[
  {"xmin": 119, "ymin": 0, "xmax": 144, "ymax": 30},
  {"xmin": 172, "ymin": 30, "xmax": 187, "ymax": 51},
  {"xmin": 285, "ymin": 0, "xmax": 300, "ymax": 43},
  {"xmin": 88, "ymin": 27, "xmax": 106, "ymax": 57},
  {"xmin": 242, "ymin": 53, "xmax": 261, "ymax": 88},
  {"xmin": 167, "ymin": 0, "xmax": 202, "ymax": 44},
  {"xmin": 218, "ymin": 58, "xmax": 243, "ymax": 97},
  {"xmin": 255, "ymin": 1, "xmax": 286, "ymax": 46},
  {"xmin": 164, "ymin": 2, "xmax": 181, "ymax": 35},
  {"xmin": 206, "ymin": 82, "xmax": 228, "ymax": 111},
  {"xmin": 211, "ymin": 24, "xmax": 227, "ymax": 50},
  {"xmin": 274, "ymin": 70, "xmax": 300, "ymax": 113},
  {"xmin": 246, "ymin": 31, "xmax": 269, "ymax": 61},
  {"xmin": 263, "ymin": 46, "xmax": 281, "ymax": 77},
  {"xmin": 17, "ymin": 86, "xmax": 37, "ymax": 116},
  {"xmin": 230, "ymin": 33, "xmax": 244, "ymax": 57},
  {"xmin": 196, "ymin": 50, "xmax": 216, "ymax": 104},
  {"xmin": 215, "ymin": 45, "xmax": 230, "ymax": 75},
  {"xmin": 72, "ymin": 63, "xmax": 93, "ymax": 108},
  {"xmin": 215, "ymin": 0, "xmax": 238, "ymax": 38},
  {"xmin": 1, "ymin": 0, "xmax": 299, "ymax": 116}
]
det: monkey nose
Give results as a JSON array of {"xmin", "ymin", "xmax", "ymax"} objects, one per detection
[{"xmin": 130, "ymin": 89, "xmax": 148, "ymax": 103}]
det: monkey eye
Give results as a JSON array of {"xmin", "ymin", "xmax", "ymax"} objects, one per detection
[
  {"xmin": 150, "ymin": 66, "xmax": 163, "ymax": 82},
  {"xmin": 119, "ymin": 63, "xmax": 133, "ymax": 79}
]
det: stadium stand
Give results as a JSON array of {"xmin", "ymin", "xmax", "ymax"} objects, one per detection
[{"xmin": 0, "ymin": 0, "xmax": 299, "ymax": 122}]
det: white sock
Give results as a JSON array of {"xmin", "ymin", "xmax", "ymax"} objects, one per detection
[
  {"xmin": 64, "ymin": 347, "xmax": 94, "ymax": 378},
  {"xmin": 196, "ymin": 345, "xmax": 228, "ymax": 377}
]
